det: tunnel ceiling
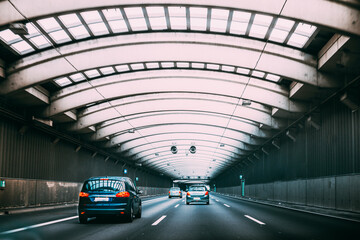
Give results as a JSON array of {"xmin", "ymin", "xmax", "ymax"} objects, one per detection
[{"xmin": 0, "ymin": 0, "xmax": 359, "ymax": 181}]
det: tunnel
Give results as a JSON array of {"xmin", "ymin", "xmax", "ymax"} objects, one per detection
[{"xmin": 0, "ymin": 0, "xmax": 360, "ymax": 239}]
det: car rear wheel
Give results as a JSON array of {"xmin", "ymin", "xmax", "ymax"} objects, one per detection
[
  {"xmin": 126, "ymin": 205, "xmax": 134, "ymax": 222},
  {"xmin": 206, "ymin": 201, "xmax": 210, "ymax": 205},
  {"xmin": 186, "ymin": 201, "xmax": 189, "ymax": 205},
  {"xmin": 135, "ymin": 205, "xmax": 142, "ymax": 218},
  {"xmin": 79, "ymin": 215, "xmax": 88, "ymax": 224}
]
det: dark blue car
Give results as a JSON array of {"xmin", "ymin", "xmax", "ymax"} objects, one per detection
[{"xmin": 78, "ymin": 176, "xmax": 142, "ymax": 223}]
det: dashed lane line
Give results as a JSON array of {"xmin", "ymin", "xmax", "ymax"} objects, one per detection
[
  {"xmin": 244, "ymin": 215, "xmax": 266, "ymax": 225},
  {"xmin": 152, "ymin": 215, "xmax": 167, "ymax": 226},
  {"xmin": 174, "ymin": 204, "xmax": 180, "ymax": 208},
  {"xmin": 224, "ymin": 204, "xmax": 230, "ymax": 208}
]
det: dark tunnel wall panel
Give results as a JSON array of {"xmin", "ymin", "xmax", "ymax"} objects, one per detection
[
  {"xmin": 216, "ymin": 98, "xmax": 360, "ymax": 187},
  {"xmin": 0, "ymin": 117, "xmax": 170, "ymax": 187}
]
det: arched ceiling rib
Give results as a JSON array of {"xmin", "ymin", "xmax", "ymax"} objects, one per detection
[{"xmin": 1, "ymin": 0, "xmax": 359, "ymax": 36}]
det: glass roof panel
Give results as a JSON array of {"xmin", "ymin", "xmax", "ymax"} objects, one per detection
[
  {"xmin": 207, "ymin": 63, "xmax": 220, "ymax": 70},
  {"xmin": 124, "ymin": 7, "xmax": 148, "ymax": 31},
  {"xmin": 11, "ymin": 41, "xmax": 34, "ymax": 54},
  {"xmin": 0, "ymin": 29, "xmax": 21, "ymax": 44},
  {"xmin": 68, "ymin": 25, "xmax": 90, "ymax": 39},
  {"xmin": 177, "ymin": 62, "xmax": 190, "ymax": 68},
  {"xmin": 146, "ymin": 62, "xmax": 160, "ymax": 69},
  {"xmin": 54, "ymin": 77, "xmax": 72, "ymax": 86},
  {"xmin": 49, "ymin": 30, "xmax": 71, "ymax": 43},
  {"xmin": 130, "ymin": 63, "xmax": 145, "ymax": 70},
  {"xmin": 253, "ymin": 14, "xmax": 273, "ymax": 26},
  {"xmin": 210, "ymin": 8, "xmax": 229, "ymax": 32},
  {"xmin": 37, "ymin": 17, "xmax": 62, "ymax": 32},
  {"xmin": 295, "ymin": 23, "xmax": 316, "ymax": 36},
  {"xmin": 102, "ymin": 8, "xmax": 124, "ymax": 21},
  {"xmin": 269, "ymin": 29, "xmax": 288, "ymax": 43},
  {"xmin": 265, "ymin": 73, "xmax": 281, "ymax": 82},
  {"xmin": 252, "ymin": 70, "xmax": 265, "ymax": 78},
  {"xmin": 192, "ymin": 62, "xmax": 205, "ymax": 69},
  {"xmin": 69, "ymin": 73, "xmax": 86, "ymax": 82},
  {"xmin": 108, "ymin": 20, "xmax": 128, "ymax": 33},
  {"xmin": 287, "ymin": 33, "xmax": 309, "ymax": 48},
  {"xmin": 25, "ymin": 23, "xmax": 41, "ymax": 37},
  {"xmin": 236, "ymin": 67, "xmax": 250, "ymax": 75},
  {"xmin": 59, "ymin": 13, "xmax": 82, "ymax": 28},
  {"xmin": 29, "ymin": 35, "xmax": 51, "ymax": 48},
  {"xmin": 115, "ymin": 64, "xmax": 130, "ymax": 72},
  {"xmin": 84, "ymin": 69, "xmax": 100, "ymax": 78},
  {"xmin": 275, "ymin": 18, "xmax": 295, "ymax": 31},
  {"xmin": 81, "ymin": 11, "xmax": 102, "ymax": 24},
  {"xmin": 100, "ymin": 67, "xmax": 115, "ymax": 75},
  {"xmin": 229, "ymin": 21, "xmax": 247, "ymax": 35},
  {"xmin": 190, "ymin": 7, "xmax": 207, "ymax": 31},
  {"xmin": 162, "ymin": 62, "xmax": 175, "ymax": 68},
  {"xmin": 168, "ymin": 6, "xmax": 187, "ymax": 30},
  {"xmin": 146, "ymin": 6, "xmax": 167, "ymax": 30},
  {"xmin": 249, "ymin": 24, "xmax": 268, "ymax": 38},
  {"xmin": 88, "ymin": 22, "xmax": 109, "ymax": 36},
  {"xmin": 222, "ymin": 65, "xmax": 235, "ymax": 72}
]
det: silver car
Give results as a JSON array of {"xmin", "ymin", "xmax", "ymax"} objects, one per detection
[
  {"xmin": 169, "ymin": 187, "xmax": 182, "ymax": 198},
  {"xmin": 186, "ymin": 185, "xmax": 209, "ymax": 205}
]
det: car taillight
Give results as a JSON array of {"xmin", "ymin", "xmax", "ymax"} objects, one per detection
[
  {"xmin": 205, "ymin": 191, "xmax": 209, "ymax": 196},
  {"xmin": 116, "ymin": 191, "xmax": 130, "ymax": 197},
  {"xmin": 169, "ymin": 191, "xmax": 171, "ymax": 194},
  {"xmin": 79, "ymin": 192, "xmax": 89, "ymax": 197},
  {"xmin": 179, "ymin": 191, "xmax": 181, "ymax": 194},
  {"xmin": 187, "ymin": 192, "xmax": 190, "ymax": 196}
]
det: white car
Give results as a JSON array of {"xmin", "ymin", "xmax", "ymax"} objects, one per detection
[{"xmin": 169, "ymin": 187, "xmax": 182, "ymax": 198}]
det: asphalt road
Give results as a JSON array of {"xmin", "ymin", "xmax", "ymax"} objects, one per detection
[{"xmin": 0, "ymin": 193, "xmax": 359, "ymax": 240}]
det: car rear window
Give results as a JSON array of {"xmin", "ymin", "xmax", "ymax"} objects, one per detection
[
  {"xmin": 189, "ymin": 186, "xmax": 206, "ymax": 191},
  {"xmin": 171, "ymin": 187, "xmax": 180, "ymax": 190},
  {"xmin": 83, "ymin": 179, "xmax": 126, "ymax": 192}
]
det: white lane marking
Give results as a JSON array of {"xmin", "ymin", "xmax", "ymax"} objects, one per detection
[
  {"xmin": 224, "ymin": 204, "xmax": 230, "ymax": 208},
  {"xmin": 152, "ymin": 215, "xmax": 167, "ymax": 226},
  {"xmin": 0, "ymin": 216, "xmax": 78, "ymax": 235},
  {"xmin": 215, "ymin": 199, "xmax": 219, "ymax": 202},
  {"xmin": 174, "ymin": 204, "xmax": 179, "ymax": 208},
  {"xmin": 244, "ymin": 215, "xmax": 266, "ymax": 225}
]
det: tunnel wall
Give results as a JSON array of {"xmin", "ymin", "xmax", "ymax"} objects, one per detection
[
  {"xmin": 215, "ymin": 96, "xmax": 360, "ymax": 212},
  {"xmin": 0, "ymin": 115, "xmax": 171, "ymax": 210}
]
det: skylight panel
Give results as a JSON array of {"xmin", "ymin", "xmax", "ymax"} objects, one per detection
[
  {"xmin": 54, "ymin": 77, "xmax": 72, "ymax": 87},
  {"xmin": 162, "ymin": 62, "xmax": 174, "ymax": 68},
  {"xmin": 266, "ymin": 73, "xmax": 281, "ymax": 82},
  {"xmin": 168, "ymin": 6, "xmax": 187, "ymax": 30},
  {"xmin": 25, "ymin": 23, "xmax": 41, "ymax": 37},
  {"xmin": 0, "ymin": 29, "xmax": 21, "ymax": 44},
  {"xmin": 269, "ymin": 29, "xmax": 288, "ymax": 43},
  {"xmin": 88, "ymin": 22, "xmax": 109, "ymax": 36},
  {"xmin": 124, "ymin": 7, "xmax": 147, "ymax": 31},
  {"xmin": 207, "ymin": 63, "xmax": 220, "ymax": 70},
  {"xmin": 115, "ymin": 64, "xmax": 130, "ymax": 72},
  {"xmin": 294, "ymin": 23, "xmax": 316, "ymax": 37},
  {"xmin": 210, "ymin": 8, "xmax": 229, "ymax": 32},
  {"xmin": 37, "ymin": 17, "xmax": 62, "ymax": 32},
  {"xmin": 287, "ymin": 33, "xmax": 308, "ymax": 48},
  {"xmin": 236, "ymin": 67, "xmax": 250, "ymax": 75},
  {"xmin": 275, "ymin": 18, "xmax": 295, "ymax": 31},
  {"xmin": 249, "ymin": 14, "xmax": 273, "ymax": 38},
  {"xmin": 230, "ymin": 11, "xmax": 251, "ymax": 35},
  {"xmin": 100, "ymin": 67, "xmax": 115, "ymax": 75},
  {"xmin": 103, "ymin": 8, "xmax": 123, "ymax": 21},
  {"xmin": 81, "ymin": 11, "xmax": 102, "ymax": 24},
  {"xmin": 222, "ymin": 65, "xmax": 235, "ymax": 72},
  {"xmin": 252, "ymin": 70, "xmax": 265, "ymax": 78},
  {"xmin": 68, "ymin": 25, "xmax": 90, "ymax": 39},
  {"xmin": 69, "ymin": 73, "xmax": 86, "ymax": 82},
  {"xmin": 177, "ymin": 62, "xmax": 190, "ymax": 68},
  {"xmin": 28, "ymin": 35, "xmax": 51, "ymax": 48},
  {"xmin": 145, "ymin": 62, "xmax": 160, "ymax": 69},
  {"xmin": 11, "ymin": 41, "xmax": 34, "ymax": 54},
  {"xmin": 130, "ymin": 63, "xmax": 144, "ymax": 70},
  {"xmin": 49, "ymin": 30, "xmax": 71, "ymax": 43},
  {"xmin": 84, "ymin": 69, "xmax": 101, "ymax": 78},
  {"xmin": 59, "ymin": 14, "xmax": 82, "ymax": 28},
  {"xmin": 147, "ymin": 6, "xmax": 167, "ymax": 30},
  {"xmin": 192, "ymin": 62, "xmax": 205, "ymax": 69},
  {"xmin": 108, "ymin": 20, "xmax": 128, "ymax": 33},
  {"xmin": 190, "ymin": 7, "xmax": 207, "ymax": 31}
]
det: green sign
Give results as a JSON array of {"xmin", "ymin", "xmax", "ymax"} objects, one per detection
[
  {"xmin": 0, "ymin": 180, "xmax": 5, "ymax": 188},
  {"xmin": 124, "ymin": 169, "xmax": 127, "ymax": 174},
  {"xmin": 135, "ymin": 177, "xmax": 139, "ymax": 181},
  {"xmin": 239, "ymin": 175, "xmax": 242, "ymax": 179}
]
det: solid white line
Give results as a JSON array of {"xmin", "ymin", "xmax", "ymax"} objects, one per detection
[
  {"xmin": 244, "ymin": 215, "xmax": 266, "ymax": 225},
  {"xmin": 224, "ymin": 204, "xmax": 230, "ymax": 208},
  {"xmin": 0, "ymin": 216, "xmax": 78, "ymax": 235},
  {"xmin": 174, "ymin": 204, "xmax": 179, "ymax": 208},
  {"xmin": 152, "ymin": 215, "xmax": 167, "ymax": 226}
]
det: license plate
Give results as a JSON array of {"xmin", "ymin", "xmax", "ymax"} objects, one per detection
[
  {"xmin": 194, "ymin": 197, "xmax": 200, "ymax": 200},
  {"xmin": 94, "ymin": 197, "xmax": 109, "ymax": 202}
]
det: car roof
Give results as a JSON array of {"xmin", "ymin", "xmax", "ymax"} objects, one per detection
[{"xmin": 85, "ymin": 176, "xmax": 131, "ymax": 181}]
